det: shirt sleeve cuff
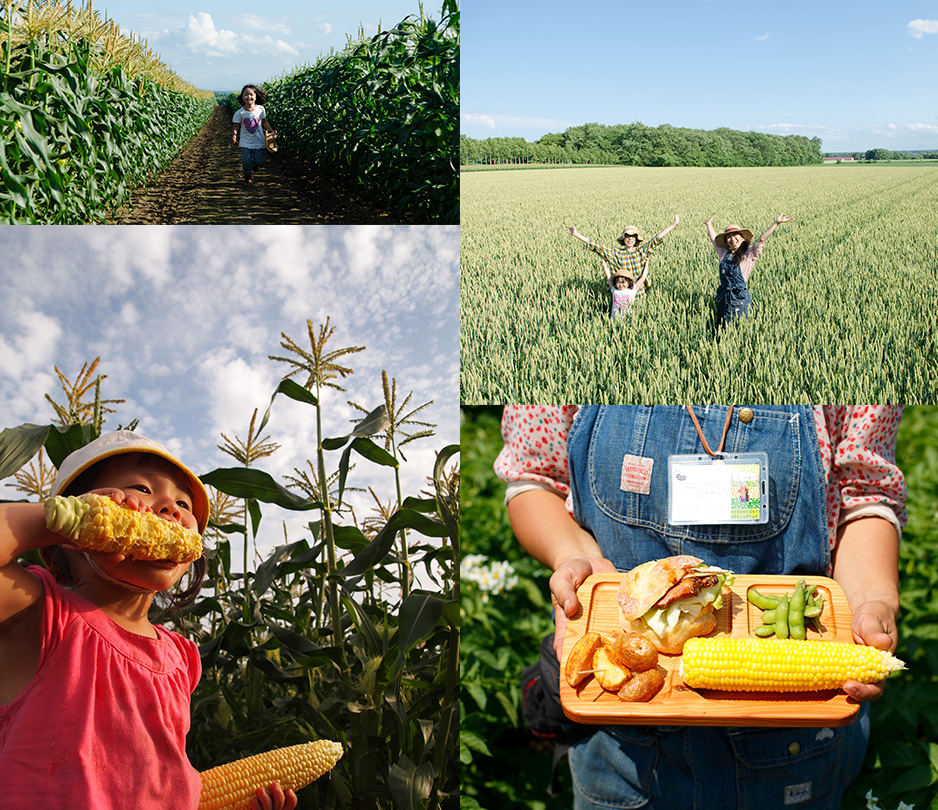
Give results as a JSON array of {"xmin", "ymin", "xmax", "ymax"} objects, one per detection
[
  {"xmin": 504, "ymin": 479, "xmax": 562, "ymax": 506},
  {"xmin": 838, "ymin": 503, "xmax": 903, "ymax": 543}
]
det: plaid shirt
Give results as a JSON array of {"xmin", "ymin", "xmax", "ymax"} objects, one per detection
[{"xmin": 585, "ymin": 234, "xmax": 663, "ymax": 278}]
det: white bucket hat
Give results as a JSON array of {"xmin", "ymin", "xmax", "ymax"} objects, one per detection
[{"xmin": 50, "ymin": 431, "xmax": 210, "ymax": 533}]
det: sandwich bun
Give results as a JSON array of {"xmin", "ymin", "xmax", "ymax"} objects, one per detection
[{"xmin": 616, "ymin": 555, "xmax": 731, "ymax": 654}]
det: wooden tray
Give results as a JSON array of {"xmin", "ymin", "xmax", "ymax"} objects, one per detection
[{"xmin": 559, "ymin": 574, "xmax": 860, "ymax": 727}]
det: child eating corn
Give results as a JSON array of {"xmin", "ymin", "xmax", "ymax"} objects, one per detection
[{"xmin": 0, "ymin": 431, "xmax": 296, "ymax": 810}]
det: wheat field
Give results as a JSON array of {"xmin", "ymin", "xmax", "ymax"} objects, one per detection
[{"xmin": 460, "ymin": 165, "xmax": 938, "ymax": 403}]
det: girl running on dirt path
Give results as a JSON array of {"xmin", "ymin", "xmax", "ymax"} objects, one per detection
[
  {"xmin": 705, "ymin": 215, "xmax": 793, "ymax": 326},
  {"xmin": 232, "ymin": 85, "xmax": 277, "ymax": 184}
]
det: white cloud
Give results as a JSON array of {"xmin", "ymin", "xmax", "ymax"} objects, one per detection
[
  {"xmin": 752, "ymin": 32, "xmax": 770, "ymax": 42},
  {"xmin": 241, "ymin": 34, "xmax": 300, "ymax": 58},
  {"xmin": 860, "ymin": 122, "xmax": 938, "ymax": 139},
  {"xmin": 461, "ymin": 112, "xmax": 496, "ymax": 130},
  {"xmin": 0, "ymin": 311, "xmax": 62, "ymax": 381},
  {"xmin": 185, "ymin": 13, "xmax": 239, "ymax": 56},
  {"xmin": 313, "ymin": 23, "xmax": 333, "ymax": 35},
  {"xmin": 907, "ymin": 19, "xmax": 938, "ymax": 38},
  {"xmin": 757, "ymin": 123, "xmax": 839, "ymax": 138},
  {"xmin": 235, "ymin": 14, "xmax": 291, "ymax": 35}
]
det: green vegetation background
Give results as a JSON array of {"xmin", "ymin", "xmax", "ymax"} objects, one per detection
[{"xmin": 460, "ymin": 406, "xmax": 938, "ymax": 810}]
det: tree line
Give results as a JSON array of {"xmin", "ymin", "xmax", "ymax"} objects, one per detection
[
  {"xmin": 859, "ymin": 148, "xmax": 938, "ymax": 161},
  {"xmin": 460, "ymin": 122, "xmax": 824, "ymax": 167}
]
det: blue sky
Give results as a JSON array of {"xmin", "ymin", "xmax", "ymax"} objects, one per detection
[
  {"xmin": 461, "ymin": 0, "xmax": 938, "ymax": 152},
  {"xmin": 97, "ymin": 0, "xmax": 442, "ymax": 91},
  {"xmin": 0, "ymin": 226, "xmax": 459, "ymax": 566}
]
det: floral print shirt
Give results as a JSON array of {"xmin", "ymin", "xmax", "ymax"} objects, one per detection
[{"xmin": 494, "ymin": 405, "xmax": 907, "ymax": 553}]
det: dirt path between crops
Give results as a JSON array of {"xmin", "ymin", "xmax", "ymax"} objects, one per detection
[{"xmin": 108, "ymin": 106, "xmax": 399, "ymax": 225}]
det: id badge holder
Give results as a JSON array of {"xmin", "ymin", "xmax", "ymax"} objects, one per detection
[{"xmin": 667, "ymin": 452, "xmax": 769, "ymax": 525}]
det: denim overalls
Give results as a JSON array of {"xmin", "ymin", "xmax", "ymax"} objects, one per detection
[
  {"xmin": 565, "ymin": 406, "xmax": 869, "ymax": 810},
  {"xmin": 716, "ymin": 253, "xmax": 751, "ymax": 323}
]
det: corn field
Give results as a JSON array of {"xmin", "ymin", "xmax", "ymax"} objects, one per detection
[
  {"xmin": 0, "ymin": 0, "xmax": 214, "ymax": 223},
  {"xmin": 461, "ymin": 165, "xmax": 938, "ymax": 403},
  {"xmin": 262, "ymin": 0, "xmax": 459, "ymax": 224}
]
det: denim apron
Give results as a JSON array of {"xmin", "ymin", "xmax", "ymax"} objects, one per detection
[
  {"xmin": 716, "ymin": 253, "xmax": 751, "ymax": 323},
  {"xmin": 565, "ymin": 406, "xmax": 869, "ymax": 810}
]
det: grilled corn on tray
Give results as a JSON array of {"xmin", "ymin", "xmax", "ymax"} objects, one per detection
[{"xmin": 559, "ymin": 574, "xmax": 860, "ymax": 727}]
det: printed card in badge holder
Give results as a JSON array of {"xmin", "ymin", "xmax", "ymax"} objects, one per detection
[{"xmin": 668, "ymin": 452, "xmax": 769, "ymax": 525}]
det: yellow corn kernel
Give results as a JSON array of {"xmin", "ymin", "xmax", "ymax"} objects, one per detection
[
  {"xmin": 198, "ymin": 740, "xmax": 345, "ymax": 810},
  {"xmin": 44, "ymin": 493, "xmax": 203, "ymax": 564},
  {"xmin": 681, "ymin": 637, "xmax": 905, "ymax": 692}
]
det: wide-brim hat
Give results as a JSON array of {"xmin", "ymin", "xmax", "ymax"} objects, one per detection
[
  {"xmin": 617, "ymin": 226, "xmax": 643, "ymax": 246},
  {"xmin": 610, "ymin": 271, "xmax": 635, "ymax": 283},
  {"xmin": 714, "ymin": 225, "xmax": 754, "ymax": 249},
  {"xmin": 50, "ymin": 431, "xmax": 210, "ymax": 534}
]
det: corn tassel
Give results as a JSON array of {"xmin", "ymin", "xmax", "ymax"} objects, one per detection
[
  {"xmin": 44, "ymin": 493, "xmax": 203, "ymax": 563},
  {"xmin": 198, "ymin": 741, "xmax": 345, "ymax": 810},
  {"xmin": 681, "ymin": 637, "xmax": 905, "ymax": 692}
]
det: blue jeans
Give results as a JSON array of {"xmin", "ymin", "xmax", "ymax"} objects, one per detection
[
  {"xmin": 570, "ymin": 709, "xmax": 869, "ymax": 809},
  {"xmin": 240, "ymin": 147, "xmax": 266, "ymax": 178},
  {"xmin": 564, "ymin": 406, "xmax": 868, "ymax": 808}
]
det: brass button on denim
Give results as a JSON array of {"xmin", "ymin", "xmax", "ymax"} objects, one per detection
[{"xmin": 738, "ymin": 407, "xmax": 755, "ymax": 424}]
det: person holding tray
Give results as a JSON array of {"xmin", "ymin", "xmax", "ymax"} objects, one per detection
[{"xmin": 497, "ymin": 405, "xmax": 904, "ymax": 809}]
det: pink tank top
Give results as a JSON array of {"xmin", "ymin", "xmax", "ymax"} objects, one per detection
[{"xmin": 0, "ymin": 566, "xmax": 202, "ymax": 809}]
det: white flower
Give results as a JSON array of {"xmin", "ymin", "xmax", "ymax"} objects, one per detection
[
  {"xmin": 460, "ymin": 554, "xmax": 519, "ymax": 596},
  {"xmin": 865, "ymin": 790, "xmax": 882, "ymax": 810}
]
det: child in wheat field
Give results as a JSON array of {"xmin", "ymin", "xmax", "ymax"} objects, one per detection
[
  {"xmin": 0, "ymin": 431, "xmax": 296, "ymax": 810},
  {"xmin": 232, "ymin": 84, "xmax": 278, "ymax": 184},
  {"xmin": 603, "ymin": 257, "xmax": 650, "ymax": 320},
  {"xmin": 566, "ymin": 215, "xmax": 680, "ymax": 292}
]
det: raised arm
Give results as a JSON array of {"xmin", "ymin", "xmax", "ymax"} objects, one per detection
[
  {"xmin": 600, "ymin": 259, "xmax": 614, "ymax": 285},
  {"xmin": 704, "ymin": 217, "xmax": 718, "ymax": 245},
  {"xmin": 0, "ymin": 503, "xmax": 60, "ymax": 622},
  {"xmin": 508, "ymin": 490, "xmax": 616, "ymax": 659},
  {"xmin": 654, "ymin": 214, "xmax": 680, "ymax": 240},
  {"xmin": 565, "ymin": 225, "xmax": 590, "ymax": 245},
  {"xmin": 633, "ymin": 258, "xmax": 651, "ymax": 291},
  {"xmin": 753, "ymin": 214, "xmax": 793, "ymax": 248}
]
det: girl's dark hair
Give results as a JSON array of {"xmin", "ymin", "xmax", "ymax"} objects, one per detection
[
  {"xmin": 239, "ymin": 84, "xmax": 268, "ymax": 105},
  {"xmin": 731, "ymin": 240, "xmax": 750, "ymax": 265},
  {"xmin": 58, "ymin": 453, "xmax": 208, "ymax": 614}
]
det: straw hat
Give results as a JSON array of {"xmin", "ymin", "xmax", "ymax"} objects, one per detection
[
  {"xmin": 714, "ymin": 225, "xmax": 754, "ymax": 249},
  {"xmin": 617, "ymin": 226, "xmax": 642, "ymax": 246}
]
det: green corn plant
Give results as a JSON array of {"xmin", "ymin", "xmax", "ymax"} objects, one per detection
[
  {"xmin": 1, "ymin": 0, "xmax": 214, "ymax": 223},
  {"xmin": 255, "ymin": 4, "xmax": 458, "ymax": 223}
]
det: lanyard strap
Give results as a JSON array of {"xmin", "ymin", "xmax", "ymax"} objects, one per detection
[{"xmin": 685, "ymin": 405, "xmax": 734, "ymax": 457}]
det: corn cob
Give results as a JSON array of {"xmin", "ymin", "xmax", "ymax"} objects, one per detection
[
  {"xmin": 44, "ymin": 493, "xmax": 203, "ymax": 564},
  {"xmin": 681, "ymin": 637, "xmax": 905, "ymax": 692},
  {"xmin": 199, "ymin": 741, "xmax": 345, "ymax": 810}
]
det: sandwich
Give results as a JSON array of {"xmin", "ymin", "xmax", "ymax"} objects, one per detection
[{"xmin": 617, "ymin": 555, "xmax": 734, "ymax": 654}]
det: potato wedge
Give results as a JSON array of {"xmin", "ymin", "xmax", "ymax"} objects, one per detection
[
  {"xmin": 617, "ymin": 668, "xmax": 665, "ymax": 702},
  {"xmin": 592, "ymin": 647, "xmax": 632, "ymax": 691},
  {"xmin": 564, "ymin": 631, "xmax": 603, "ymax": 687},
  {"xmin": 613, "ymin": 632, "xmax": 659, "ymax": 673}
]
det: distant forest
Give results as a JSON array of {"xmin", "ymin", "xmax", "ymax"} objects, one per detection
[{"xmin": 461, "ymin": 122, "xmax": 824, "ymax": 167}]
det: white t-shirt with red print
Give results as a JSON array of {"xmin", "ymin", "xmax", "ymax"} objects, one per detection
[{"xmin": 233, "ymin": 105, "xmax": 267, "ymax": 149}]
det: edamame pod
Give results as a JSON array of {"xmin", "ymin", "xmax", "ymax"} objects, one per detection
[
  {"xmin": 747, "ymin": 588, "xmax": 780, "ymax": 610},
  {"xmin": 775, "ymin": 595, "xmax": 789, "ymax": 639},
  {"xmin": 789, "ymin": 580, "xmax": 806, "ymax": 640},
  {"xmin": 754, "ymin": 624, "xmax": 776, "ymax": 637},
  {"xmin": 761, "ymin": 609, "xmax": 777, "ymax": 624}
]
